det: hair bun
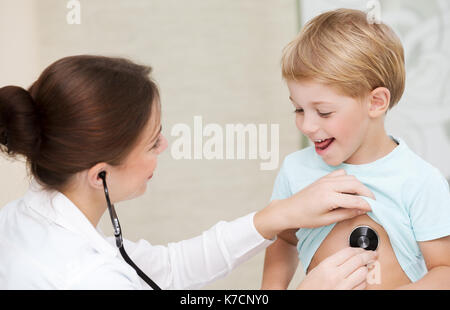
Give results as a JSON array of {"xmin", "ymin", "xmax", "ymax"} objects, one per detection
[{"xmin": 0, "ymin": 85, "xmax": 41, "ymax": 159}]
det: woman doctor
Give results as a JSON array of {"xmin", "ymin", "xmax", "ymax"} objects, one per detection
[{"xmin": 0, "ymin": 55, "xmax": 377, "ymax": 290}]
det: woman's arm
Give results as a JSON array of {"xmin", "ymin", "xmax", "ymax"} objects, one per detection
[{"xmin": 124, "ymin": 212, "xmax": 273, "ymax": 289}]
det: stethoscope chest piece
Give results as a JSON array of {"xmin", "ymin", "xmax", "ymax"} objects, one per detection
[{"xmin": 349, "ymin": 225, "xmax": 379, "ymax": 251}]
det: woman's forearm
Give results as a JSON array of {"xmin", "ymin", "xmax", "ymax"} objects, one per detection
[{"xmin": 253, "ymin": 200, "xmax": 289, "ymax": 240}]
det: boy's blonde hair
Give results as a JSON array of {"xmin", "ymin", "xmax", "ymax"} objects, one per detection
[{"xmin": 281, "ymin": 8, "xmax": 405, "ymax": 109}]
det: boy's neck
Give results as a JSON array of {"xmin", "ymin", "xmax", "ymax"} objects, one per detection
[{"xmin": 344, "ymin": 127, "xmax": 398, "ymax": 165}]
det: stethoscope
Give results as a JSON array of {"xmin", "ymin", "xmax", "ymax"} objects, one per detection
[
  {"xmin": 349, "ymin": 225, "xmax": 379, "ymax": 251},
  {"xmin": 98, "ymin": 171, "xmax": 162, "ymax": 290}
]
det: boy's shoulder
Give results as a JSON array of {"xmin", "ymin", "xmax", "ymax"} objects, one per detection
[
  {"xmin": 395, "ymin": 139, "xmax": 445, "ymax": 182},
  {"xmin": 388, "ymin": 139, "xmax": 449, "ymax": 204}
]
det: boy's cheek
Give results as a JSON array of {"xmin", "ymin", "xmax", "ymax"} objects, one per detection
[
  {"xmin": 295, "ymin": 119, "xmax": 305, "ymax": 134},
  {"xmin": 329, "ymin": 116, "xmax": 362, "ymax": 141},
  {"xmin": 324, "ymin": 120, "xmax": 347, "ymax": 140}
]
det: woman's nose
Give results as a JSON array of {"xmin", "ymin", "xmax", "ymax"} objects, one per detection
[{"xmin": 159, "ymin": 134, "xmax": 168, "ymax": 153}]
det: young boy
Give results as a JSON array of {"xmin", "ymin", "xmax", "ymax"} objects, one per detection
[{"xmin": 262, "ymin": 8, "xmax": 450, "ymax": 289}]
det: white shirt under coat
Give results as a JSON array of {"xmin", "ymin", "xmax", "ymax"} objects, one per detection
[{"xmin": 0, "ymin": 179, "xmax": 273, "ymax": 289}]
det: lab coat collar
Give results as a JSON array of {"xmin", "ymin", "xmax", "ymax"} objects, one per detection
[{"xmin": 23, "ymin": 178, "xmax": 118, "ymax": 257}]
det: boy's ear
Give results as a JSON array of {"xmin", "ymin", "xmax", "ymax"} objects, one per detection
[{"xmin": 368, "ymin": 87, "xmax": 391, "ymax": 118}]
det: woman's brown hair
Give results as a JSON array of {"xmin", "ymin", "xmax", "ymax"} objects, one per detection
[{"xmin": 0, "ymin": 55, "xmax": 160, "ymax": 192}]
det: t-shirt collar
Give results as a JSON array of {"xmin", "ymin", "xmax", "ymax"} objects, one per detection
[{"xmin": 315, "ymin": 135, "xmax": 406, "ymax": 171}]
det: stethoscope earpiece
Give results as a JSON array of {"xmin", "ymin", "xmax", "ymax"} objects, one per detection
[
  {"xmin": 349, "ymin": 225, "xmax": 379, "ymax": 251},
  {"xmin": 98, "ymin": 171, "xmax": 106, "ymax": 180}
]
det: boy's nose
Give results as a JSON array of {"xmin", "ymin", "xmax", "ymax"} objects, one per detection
[{"xmin": 299, "ymin": 116, "xmax": 319, "ymax": 136}]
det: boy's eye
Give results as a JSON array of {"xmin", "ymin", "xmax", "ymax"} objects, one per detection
[
  {"xmin": 318, "ymin": 111, "xmax": 333, "ymax": 117},
  {"xmin": 293, "ymin": 108, "xmax": 333, "ymax": 117}
]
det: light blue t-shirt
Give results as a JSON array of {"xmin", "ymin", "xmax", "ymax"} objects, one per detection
[{"xmin": 270, "ymin": 137, "xmax": 450, "ymax": 282}]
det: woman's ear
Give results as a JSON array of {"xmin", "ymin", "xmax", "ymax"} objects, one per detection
[
  {"xmin": 87, "ymin": 162, "xmax": 108, "ymax": 190},
  {"xmin": 368, "ymin": 87, "xmax": 391, "ymax": 118}
]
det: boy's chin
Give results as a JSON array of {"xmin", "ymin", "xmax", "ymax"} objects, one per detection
[{"xmin": 322, "ymin": 156, "xmax": 344, "ymax": 167}]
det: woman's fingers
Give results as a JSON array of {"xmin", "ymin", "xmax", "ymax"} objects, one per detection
[
  {"xmin": 322, "ymin": 170, "xmax": 375, "ymax": 201},
  {"xmin": 281, "ymin": 169, "xmax": 374, "ymax": 230},
  {"xmin": 334, "ymin": 248, "xmax": 378, "ymax": 289},
  {"xmin": 323, "ymin": 247, "xmax": 366, "ymax": 266},
  {"xmin": 339, "ymin": 250, "xmax": 378, "ymax": 279},
  {"xmin": 324, "ymin": 168, "xmax": 347, "ymax": 177},
  {"xmin": 332, "ymin": 193, "xmax": 372, "ymax": 212},
  {"xmin": 322, "ymin": 207, "xmax": 366, "ymax": 225},
  {"xmin": 352, "ymin": 280, "xmax": 367, "ymax": 290},
  {"xmin": 297, "ymin": 247, "xmax": 377, "ymax": 290},
  {"xmin": 331, "ymin": 178, "xmax": 376, "ymax": 200},
  {"xmin": 337, "ymin": 266, "xmax": 369, "ymax": 290}
]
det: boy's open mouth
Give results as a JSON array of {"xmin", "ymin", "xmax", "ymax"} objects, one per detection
[{"xmin": 314, "ymin": 138, "xmax": 335, "ymax": 152}]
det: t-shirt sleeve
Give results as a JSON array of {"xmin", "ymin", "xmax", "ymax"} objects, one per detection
[
  {"xmin": 270, "ymin": 159, "xmax": 293, "ymax": 202},
  {"xmin": 408, "ymin": 167, "xmax": 450, "ymax": 242}
]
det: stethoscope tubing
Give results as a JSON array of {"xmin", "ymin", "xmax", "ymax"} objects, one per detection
[{"xmin": 99, "ymin": 171, "xmax": 162, "ymax": 290}]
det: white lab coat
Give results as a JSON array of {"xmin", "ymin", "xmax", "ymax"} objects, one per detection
[{"xmin": 0, "ymin": 179, "xmax": 273, "ymax": 289}]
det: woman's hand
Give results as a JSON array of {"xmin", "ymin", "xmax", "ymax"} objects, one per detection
[
  {"xmin": 254, "ymin": 169, "xmax": 375, "ymax": 240},
  {"xmin": 297, "ymin": 247, "xmax": 378, "ymax": 290}
]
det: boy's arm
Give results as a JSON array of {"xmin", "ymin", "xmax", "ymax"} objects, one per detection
[
  {"xmin": 261, "ymin": 229, "xmax": 299, "ymax": 289},
  {"xmin": 400, "ymin": 168, "xmax": 450, "ymax": 289},
  {"xmin": 396, "ymin": 235, "xmax": 450, "ymax": 289}
]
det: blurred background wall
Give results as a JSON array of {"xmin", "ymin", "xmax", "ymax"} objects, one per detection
[
  {"xmin": 0, "ymin": 0, "xmax": 449, "ymax": 289},
  {"xmin": 0, "ymin": 0, "xmax": 303, "ymax": 289}
]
